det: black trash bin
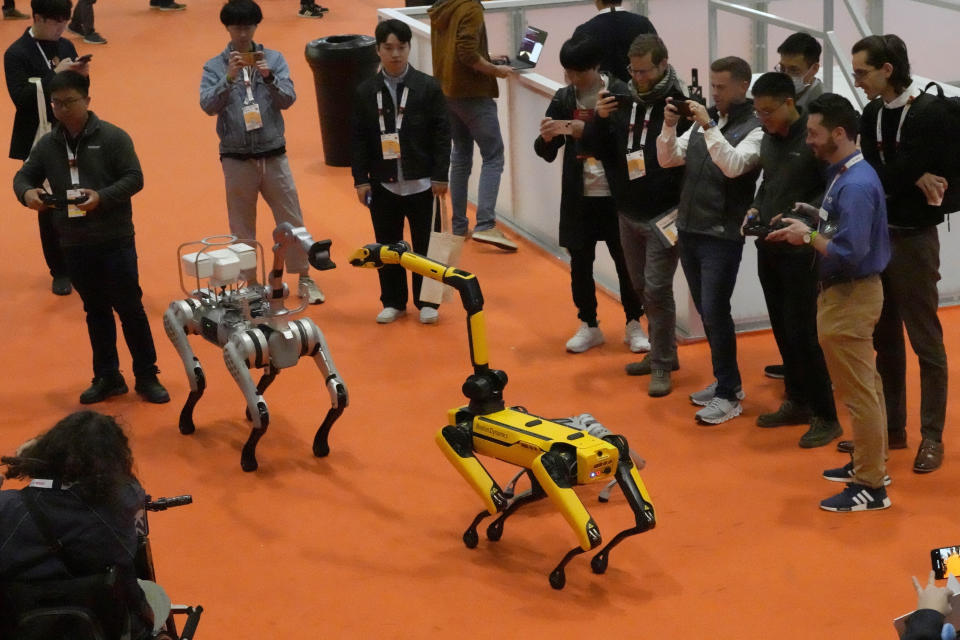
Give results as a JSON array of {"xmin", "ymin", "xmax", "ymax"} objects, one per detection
[{"xmin": 305, "ymin": 35, "xmax": 380, "ymax": 167}]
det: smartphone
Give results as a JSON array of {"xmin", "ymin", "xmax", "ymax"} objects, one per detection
[
  {"xmin": 75, "ymin": 54, "xmax": 92, "ymax": 64},
  {"xmin": 673, "ymin": 99, "xmax": 694, "ymax": 118},
  {"xmin": 237, "ymin": 51, "xmax": 264, "ymax": 66},
  {"xmin": 931, "ymin": 545, "xmax": 960, "ymax": 579},
  {"xmin": 609, "ymin": 93, "xmax": 634, "ymax": 110}
]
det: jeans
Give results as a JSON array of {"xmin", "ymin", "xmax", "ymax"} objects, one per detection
[
  {"xmin": 62, "ymin": 239, "xmax": 159, "ymax": 379},
  {"xmin": 445, "ymin": 97, "xmax": 504, "ymax": 235},
  {"xmin": 678, "ymin": 231, "xmax": 743, "ymax": 400},
  {"xmin": 618, "ymin": 215, "xmax": 679, "ymax": 369},
  {"xmin": 369, "ymin": 183, "xmax": 437, "ymax": 310},
  {"xmin": 872, "ymin": 226, "xmax": 948, "ymax": 442},
  {"xmin": 819, "ymin": 276, "xmax": 887, "ymax": 488},
  {"xmin": 756, "ymin": 243, "xmax": 837, "ymax": 420},
  {"xmin": 221, "ymin": 154, "xmax": 308, "ymax": 274}
]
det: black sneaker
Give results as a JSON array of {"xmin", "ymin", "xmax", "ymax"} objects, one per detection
[
  {"xmin": 756, "ymin": 400, "xmax": 811, "ymax": 428},
  {"xmin": 135, "ymin": 374, "xmax": 170, "ymax": 404},
  {"xmin": 66, "ymin": 22, "xmax": 85, "ymax": 36},
  {"xmin": 83, "ymin": 31, "xmax": 107, "ymax": 45},
  {"xmin": 822, "ymin": 460, "xmax": 891, "ymax": 486},
  {"xmin": 80, "ymin": 373, "xmax": 128, "ymax": 404},
  {"xmin": 298, "ymin": 3, "xmax": 325, "ymax": 17},
  {"xmin": 763, "ymin": 364, "xmax": 785, "ymax": 379},
  {"xmin": 3, "ymin": 7, "xmax": 29, "ymax": 18},
  {"xmin": 625, "ymin": 354, "xmax": 679, "ymax": 376},
  {"xmin": 51, "ymin": 275, "xmax": 72, "ymax": 296},
  {"xmin": 798, "ymin": 416, "xmax": 842, "ymax": 448},
  {"xmin": 820, "ymin": 482, "xmax": 891, "ymax": 512}
]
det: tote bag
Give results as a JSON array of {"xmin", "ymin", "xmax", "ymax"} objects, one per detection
[
  {"xmin": 419, "ymin": 195, "xmax": 464, "ymax": 305},
  {"xmin": 29, "ymin": 77, "xmax": 52, "ymax": 149}
]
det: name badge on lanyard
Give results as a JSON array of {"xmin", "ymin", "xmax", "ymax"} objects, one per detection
[
  {"xmin": 241, "ymin": 68, "xmax": 263, "ymax": 132},
  {"xmin": 378, "ymin": 85, "xmax": 407, "ymax": 160},
  {"xmin": 65, "ymin": 143, "xmax": 85, "ymax": 218},
  {"xmin": 820, "ymin": 152, "xmax": 865, "ymax": 221},
  {"xmin": 626, "ymin": 103, "xmax": 654, "ymax": 180}
]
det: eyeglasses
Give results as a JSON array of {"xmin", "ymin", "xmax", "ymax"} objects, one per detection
[
  {"xmin": 50, "ymin": 97, "xmax": 83, "ymax": 109},
  {"xmin": 754, "ymin": 101, "xmax": 786, "ymax": 119},
  {"xmin": 625, "ymin": 64, "xmax": 657, "ymax": 77},
  {"xmin": 773, "ymin": 63, "xmax": 805, "ymax": 77}
]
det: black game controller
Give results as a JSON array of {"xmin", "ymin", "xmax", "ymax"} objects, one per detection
[
  {"xmin": 39, "ymin": 191, "xmax": 89, "ymax": 207},
  {"xmin": 742, "ymin": 214, "xmax": 788, "ymax": 238}
]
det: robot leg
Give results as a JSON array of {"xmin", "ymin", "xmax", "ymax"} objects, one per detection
[
  {"xmin": 293, "ymin": 319, "xmax": 349, "ymax": 457},
  {"xmin": 224, "ymin": 332, "xmax": 271, "ymax": 472},
  {"xmin": 531, "ymin": 450, "xmax": 602, "ymax": 590},
  {"xmin": 163, "ymin": 300, "xmax": 206, "ymax": 435},
  {"xmin": 485, "ymin": 472, "xmax": 546, "ymax": 542},
  {"xmin": 436, "ymin": 423, "xmax": 508, "ymax": 548},
  {"xmin": 590, "ymin": 435, "xmax": 656, "ymax": 575}
]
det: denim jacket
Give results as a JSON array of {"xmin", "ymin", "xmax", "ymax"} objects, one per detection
[{"xmin": 199, "ymin": 42, "xmax": 295, "ymax": 156}]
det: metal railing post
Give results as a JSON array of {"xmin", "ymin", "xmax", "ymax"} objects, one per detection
[{"xmin": 822, "ymin": 0, "xmax": 834, "ymax": 92}]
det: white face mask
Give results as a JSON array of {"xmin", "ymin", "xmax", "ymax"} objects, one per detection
[{"xmin": 791, "ymin": 74, "xmax": 811, "ymax": 94}]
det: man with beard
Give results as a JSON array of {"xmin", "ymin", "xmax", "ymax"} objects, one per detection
[
  {"xmin": 656, "ymin": 56, "xmax": 762, "ymax": 423},
  {"xmin": 583, "ymin": 33, "xmax": 688, "ymax": 395},
  {"xmin": 767, "ymin": 93, "xmax": 891, "ymax": 512}
]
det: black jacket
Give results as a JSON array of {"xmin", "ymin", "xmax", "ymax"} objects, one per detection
[
  {"xmin": 13, "ymin": 112, "xmax": 144, "ymax": 248},
  {"xmin": 903, "ymin": 608, "xmax": 946, "ymax": 640},
  {"xmin": 860, "ymin": 92, "xmax": 947, "ymax": 228},
  {"xmin": 533, "ymin": 79, "xmax": 621, "ymax": 248},
  {"xmin": 351, "ymin": 66, "xmax": 451, "ymax": 188},
  {"xmin": 571, "ymin": 10, "xmax": 657, "ymax": 83},
  {"xmin": 4, "ymin": 28, "xmax": 78, "ymax": 160},
  {"xmin": 582, "ymin": 81, "xmax": 690, "ymax": 222}
]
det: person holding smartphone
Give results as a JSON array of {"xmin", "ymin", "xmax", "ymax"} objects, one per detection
[
  {"xmin": 4, "ymin": 0, "xmax": 90, "ymax": 296},
  {"xmin": 532, "ymin": 36, "xmax": 644, "ymax": 355},
  {"xmin": 199, "ymin": 0, "xmax": 325, "ymax": 304}
]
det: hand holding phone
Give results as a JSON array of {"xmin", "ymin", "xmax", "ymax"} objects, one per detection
[
  {"xmin": 75, "ymin": 54, "xmax": 92, "ymax": 64},
  {"xmin": 931, "ymin": 545, "xmax": 960, "ymax": 579},
  {"xmin": 673, "ymin": 100, "xmax": 694, "ymax": 119}
]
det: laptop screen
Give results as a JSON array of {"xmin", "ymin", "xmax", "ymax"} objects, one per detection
[{"xmin": 517, "ymin": 26, "xmax": 547, "ymax": 64}]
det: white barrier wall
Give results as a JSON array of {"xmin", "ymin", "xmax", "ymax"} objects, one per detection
[{"xmin": 380, "ymin": 0, "xmax": 960, "ymax": 340}]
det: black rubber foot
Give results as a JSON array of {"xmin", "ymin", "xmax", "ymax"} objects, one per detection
[
  {"xmin": 240, "ymin": 453, "xmax": 258, "ymax": 472},
  {"xmin": 463, "ymin": 529, "xmax": 479, "ymax": 549},
  {"xmin": 549, "ymin": 569, "xmax": 566, "ymax": 590},
  {"xmin": 591, "ymin": 553, "xmax": 609, "ymax": 575},
  {"xmin": 179, "ymin": 418, "xmax": 196, "ymax": 435},
  {"xmin": 597, "ymin": 495, "xmax": 609, "ymax": 503},
  {"xmin": 486, "ymin": 519, "xmax": 504, "ymax": 542}
]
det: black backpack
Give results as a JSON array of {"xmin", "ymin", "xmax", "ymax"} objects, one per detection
[{"xmin": 919, "ymin": 81, "xmax": 960, "ymax": 214}]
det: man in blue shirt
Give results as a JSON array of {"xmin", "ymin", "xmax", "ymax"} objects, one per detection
[{"xmin": 768, "ymin": 93, "xmax": 891, "ymax": 512}]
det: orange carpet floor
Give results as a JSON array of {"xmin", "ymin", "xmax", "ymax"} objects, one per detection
[{"xmin": 1, "ymin": 2, "xmax": 958, "ymax": 638}]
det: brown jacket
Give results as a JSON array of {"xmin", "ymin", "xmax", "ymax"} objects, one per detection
[{"xmin": 428, "ymin": 0, "xmax": 498, "ymax": 99}]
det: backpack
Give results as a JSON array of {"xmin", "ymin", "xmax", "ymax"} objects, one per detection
[{"xmin": 919, "ymin": 81, "xmax": 960, "ymax": 214}]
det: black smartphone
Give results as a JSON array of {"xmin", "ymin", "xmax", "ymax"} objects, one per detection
[
  {"xmin": 609, "ymin": 93, "xmax": 634, "ymax": 110},
  {"xmin": 931, "ymin": 545, "xmax": 960, "ymax": 579},
  {"xmin": 673, "ymin": 99, "xmax": 694, "ymax": 118},
  {"xmin": 75, "ymin": 54, "xmax": 92, "ymax": 64}
]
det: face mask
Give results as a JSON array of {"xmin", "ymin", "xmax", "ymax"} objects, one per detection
[{"xmin": 791, "ymin": 74, "xmax": 811, "ymax": 94}]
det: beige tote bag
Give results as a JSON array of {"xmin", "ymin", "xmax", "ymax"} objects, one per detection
[{"xmin": 419, "ymin": 195, "xmax": 464, "ymax": 305}]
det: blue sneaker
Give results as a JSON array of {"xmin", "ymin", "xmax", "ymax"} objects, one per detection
[
  {"xmin": 822, "ymin": 461, "xmax": 891, "ymax": 486},
  {"xmin": 820, "ymin": 482, "xmax": 891, "ymax": 512}
]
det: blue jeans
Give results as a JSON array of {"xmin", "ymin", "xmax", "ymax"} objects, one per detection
[
  {"xmin": 678, "ymin": 231, "xmax": 743, "ymax": 400},
  {"xmin": 446, "ymin": 97, "xmax": 504, "ymax": 235},
  {"xmin": 63, "ymin": 239, "xmax": 159, "ymax": 379}
]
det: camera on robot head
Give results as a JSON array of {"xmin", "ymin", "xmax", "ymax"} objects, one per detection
[{"xmin": 39, "ymin": 191, "xmax": 88, "ymax": 208}]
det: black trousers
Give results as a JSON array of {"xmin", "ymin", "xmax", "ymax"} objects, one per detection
[
  {"xmin": 756, "ymin": 242, "xmax": 837, "ymax": 420},
  {"xmin": 62, "ymin": 238, "xmax": 159, "ymax": 379},
  {"xmin": 566, "ymin": 196, "xmax": 643, "ymax": 327},
  {"xmin": 369, "ymin": 182, "xmax": 437, "ymax": 310},
  {"xmin": 69, "ymin": 0, "xmax": 96, "ymax": 33},
  {"xmin": 38, "ymin": 209, "xmax": 67, "ymax": 279},
  {"xmin": 873, "ymin": 226, "xmax": 948, "ymax": 442}
]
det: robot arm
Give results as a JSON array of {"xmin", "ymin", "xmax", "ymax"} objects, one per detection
[{"xmin": 267, "ymin": 223, "xmax": 336, "ymax": 312}]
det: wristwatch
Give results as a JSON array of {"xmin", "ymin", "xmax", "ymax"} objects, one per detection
[
  {"xmin": 702, "ymin": 119, "xmax": 717, "ymax": 130},
  {"xmin": 803, "ymin": 230, "xmax": 818, "ymax": 244}
]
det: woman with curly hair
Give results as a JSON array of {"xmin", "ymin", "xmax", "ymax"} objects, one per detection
[{"xmin": 0, "ymin": 410, "xmax": 171, "ymax": 639}]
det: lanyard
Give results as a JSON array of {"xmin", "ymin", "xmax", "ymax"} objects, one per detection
[
  {"xmin": 65, "ymin": 136, "xmax": 80, "ymax": 186},
  {"xmin": 241, "ymin": 67, "xmax": 256, "ymax": 104},
  {"xmin": 376, "ymin": 85, "xmax": 408, "ymax": 134},
  {"xmin": 875, "ymin": 96, "xmax": 913, "ymax": 165},
  {"xmin": 31, "ymin": 30, "xmax": 53, "ymax": 70},
  {"xmin": 825, "ymin": 152, "xmax": 864, "ymax": 203},
  {"xmin": 626, "ymin": 103, "xmax": 654, "ymax": 152}
]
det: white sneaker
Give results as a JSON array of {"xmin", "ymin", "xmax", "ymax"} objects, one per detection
[
  {"xmin": 565, "ymin": 322, "xmax": 604, "ymax": 353},
  {"xmin": 298, "ymin": 275, "xmax": 325, "ymax": 304},
  {"xmin": 695, "ymin": 397, "xmax": 743, "ymax": 425},
  {"xmin": 419, "ymin": 307, "xmax": 439, "ymax": 324},
  {"xmin": 471, "ymin": 228, "xmax": 518, "ymax": 251},
  {"xmin": 689, "ymin": 380, "xmax": 746, "ymax": 407},
  {"xmin": 376, "ymin": 307, "xmax": 406, "ymax": 324},
  {"xmin": 624, "ymin": 319, "xmax": 650, "ymax": 353}
]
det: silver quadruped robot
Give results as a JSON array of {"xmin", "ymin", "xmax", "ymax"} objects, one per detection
[{"xmin": 163, "ymin": 223, "xmax": 348, "ymax": 472}]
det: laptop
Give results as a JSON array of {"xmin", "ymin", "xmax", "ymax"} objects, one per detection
[{"xmin": 511, "ymin": 26, "xmax": 548, "ymax": 70}]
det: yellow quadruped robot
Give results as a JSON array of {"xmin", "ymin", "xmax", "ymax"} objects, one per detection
[{"xmin": 349, "ymin": 242, "xmax": 656, "ymax": 589}]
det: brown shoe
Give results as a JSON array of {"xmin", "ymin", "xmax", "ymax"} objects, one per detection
[
  {"xmin": 837, "ymin": 430, "xmax": 908, "ymax": 454},
  {"xmin": 756, "ymin": 400, "xmax": 811, "ymax": 428},
  {"xmin": 648, "ymin": 369, "xmax": 672, "ymax": 397},
  {"xmin": 798, "ymin": 417, "xmax": 842, "ymax": 448},
  {"xmin": 625, "ymin": 354, "xmax": 679, "ymax": 376},
  {"xmin": 913, "ymin": 439, "xmax": 944, "ymax": 473}
]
